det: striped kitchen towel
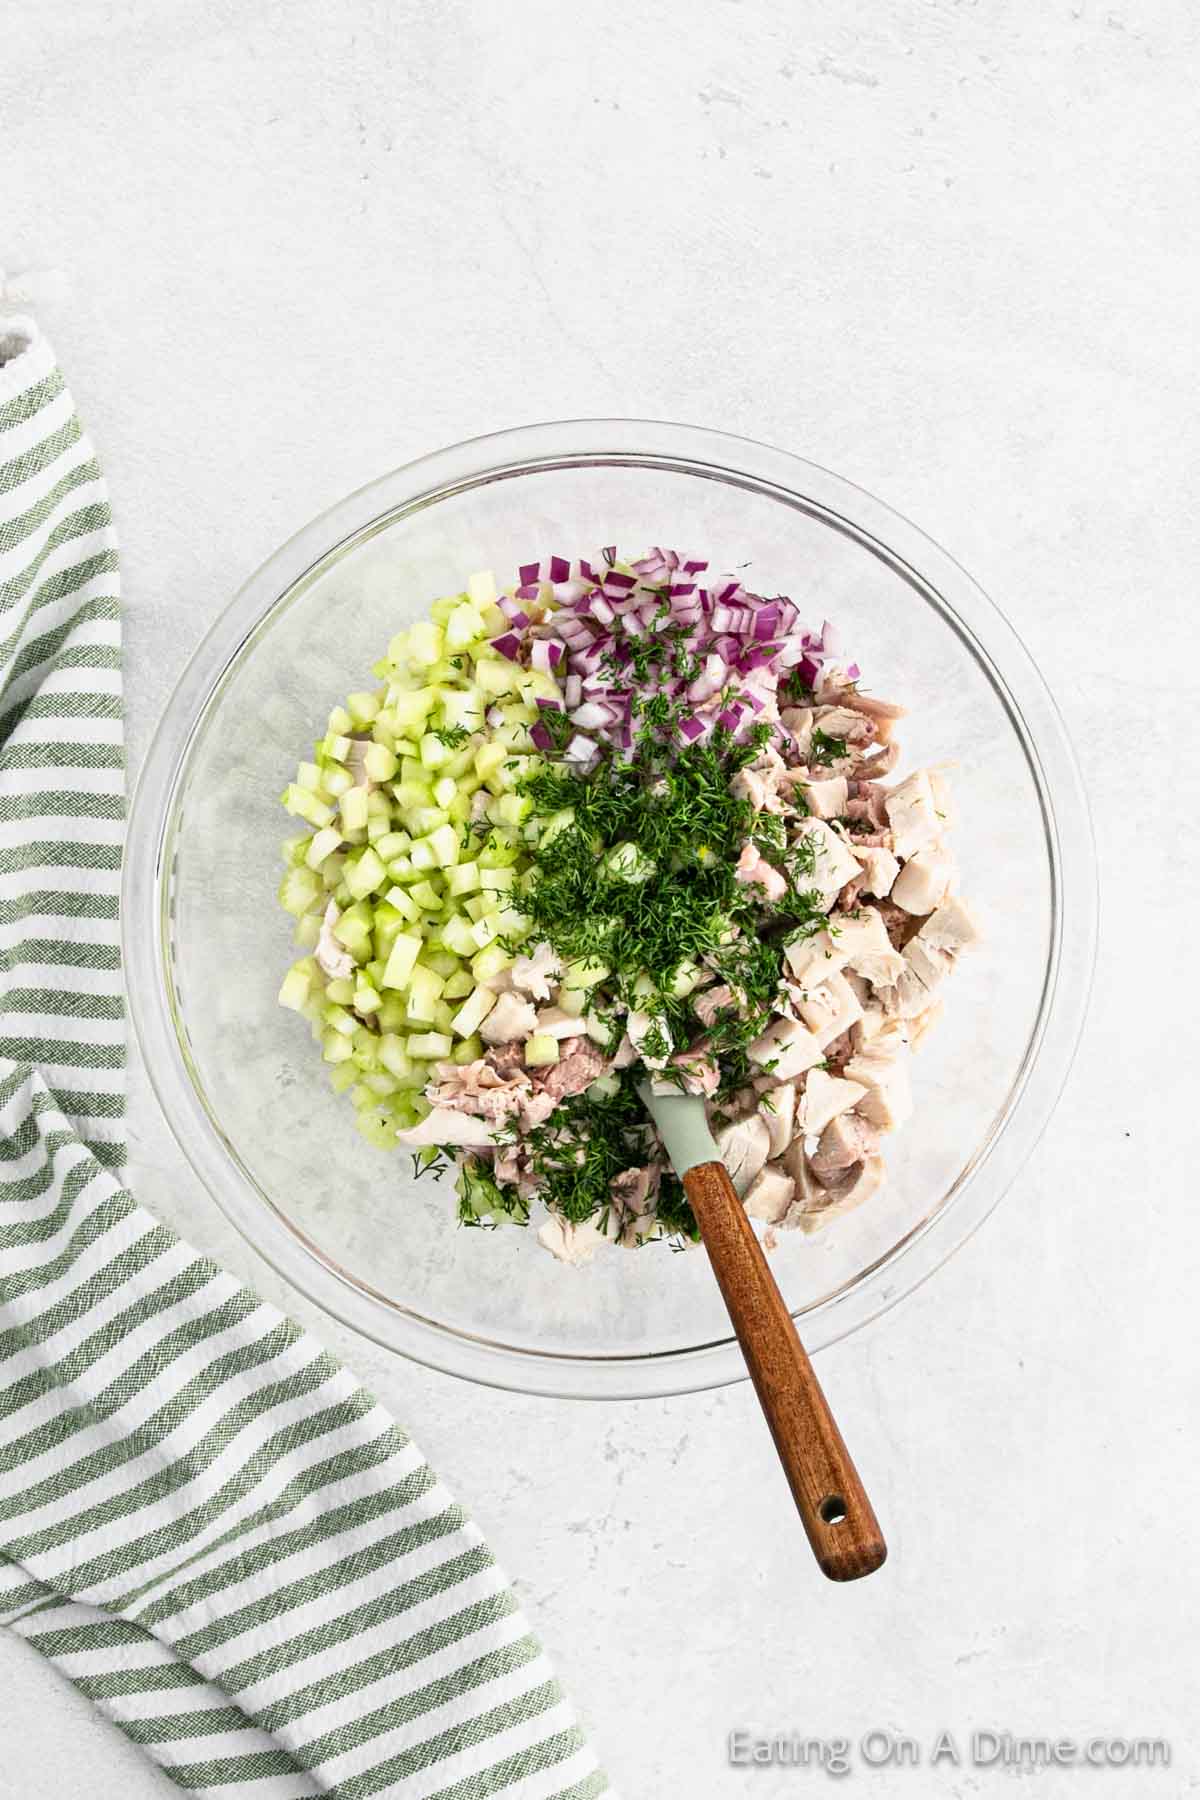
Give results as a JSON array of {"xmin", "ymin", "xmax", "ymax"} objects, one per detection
[{"xmin": 0, "ymin": 314, "xmax": 610, "ymax": 1799}]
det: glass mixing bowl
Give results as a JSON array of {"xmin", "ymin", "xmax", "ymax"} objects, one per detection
[{"xmin": 124, "ymin": 420, "xmax": 1096, "ymax": 1398}]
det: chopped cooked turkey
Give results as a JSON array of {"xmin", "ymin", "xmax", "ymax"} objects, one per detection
[
  {"xmin": 783, "ymin": 927, "xmax": 847, "ymax": 986},
  {"xmin": 316, "ymin": 901, "xmax": 355, "ymax": 981},
  {"xmin": 797, "ymin": 1067, "xmax": 868, "ymax": 1135},
  {"xmin": 884, "ymin": 770, "xmax": 942, "ymax": 859},
  {"xmin": 844, "ymin": 1046, "xmax": 913, "ymax": 1132},
  {"xmin": 829, "ymin": 908, "xmax": 905, "ymax": 988},
  {"xmin": 810, "ymin": 1110, "xmax": 880, "ymax": 1184},
  {"xmin": 743, "ymin": 1163, "xmax": 795, "ymax": 1224},
  {"xmin": 480, "ymin": 991, "xmax": 539, "ymax": 1045},
  {"xmin": 917, "ymin": 895, "xmax": 979, "ymax": 958},
  {"xmin": 793, "ymin": 970, "xmax": 864, "ymax": 1047},
  {"xmin": 748, "ymin": 1013, "xmax": 825, "ymax": 1080},
  {"xmin": 789, "ymin": 1154, "xmax": 886, "ymax": 1231},
  {"xmin": 537, "ymin": 1215, "xmax": 612, "ymax": 1266},
  {"xmin": 714, "ymin": 1114, "xmax": 771, "ymax": 1197},
  {"xmin": 793, "ymin": 818, "xmax": 863, "ymax": 908},
  {"xmin": 759, "ymin": 1083, "xmax": 796, "ymax": 1159},
  {"xmin": 693, "ymin": 983, "xmax": 741, "ymax": 1027},
  {"xmin": 892, "ymin": 845, "xmax": 955, "ymax": 916},
  {"xmin": 533, "ymin": 1005, "xmax": 590, "ymax": 1041},
  {"xmin": 797, "ymin": 774, "xmax": 848, "ymax": 820},
  {"xmin": 395, "ymin": 1107, "xmax": 496, "ymax": 1150},
  {"xmin": 851, "ymin": 843, "xmax": 900, "ymax": 898},
  {"xmin": 734, "ymin": 841, "xmax": 787, "ymax": 903},
  {"xmin": 510, "ymin": 942, "xmax": 562, "ymax": 1000}
]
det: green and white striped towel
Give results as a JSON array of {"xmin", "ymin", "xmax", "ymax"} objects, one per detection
[{"xmin": 0, "ymin": 316, "xmax": 610, "ymax": 1800}]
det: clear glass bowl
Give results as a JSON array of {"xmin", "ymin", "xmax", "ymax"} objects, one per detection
[{"xmin": 124, "ymin": 420, "xmax": 1096, "ymax": 1398}]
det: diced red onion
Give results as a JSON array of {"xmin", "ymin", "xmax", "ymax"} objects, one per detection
[{"xmin": 490, "ymin": 632, "xmax": 522, "ymax": 662}]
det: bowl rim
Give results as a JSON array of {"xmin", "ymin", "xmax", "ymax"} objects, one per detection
[{"xmin": 123, "ymin": 417, "xmax": 1098, "ymax": 1399}]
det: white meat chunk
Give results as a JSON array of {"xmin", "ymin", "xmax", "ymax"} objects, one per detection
[
  {"xmin": 851, "ymin": 843, "xmax": 900, "ymax": 898},
  {"xmin": 537, "ymin": 1215, "xmax": 612, "ymax": 1266},
  {"xmin": 918, "ymin": 895, "xmax": 980, "ymax": 958},
  {"xmin": 743, "ymin": 1163, "xmax": 795, "ymax": 1224},
  {"xmin": 884, "ymin": 770, "xmax": 941, "ymax": 859},
  {"xmin": 793, "ymin": 970, "xmax": 864, "ymax": 1047},
  {"xmin": 626, "ymin": 1008, "xmax": 671, "ymax": 1067},
  {"xmin": 316, "ymin": 901, "xmax": 355, "ymax": 981},
  {"xmin": 394, "ymin": 1107, "xmax": 496, "ymax": 1150},
  {"xmin": 747, "ymin": 1014, "xmax": 825, "ymax": 1080},
  {"xmin": 892, "ymin": 845, "xmax": 956, "ymax": 916},
  {"xmin": 793, "ymin": 819, "xmax": 862, "ymax": 910},
  {"xmin": 479, "ymin": 990, "xmax": 539, "ymax": 1045},
  {"xmin": 909, "ymin": 1000, "xmax": 944, "ymax": 1049},
  {"xmin": 532, "ymin": 1005, "xmax": 590, "ymax": 1041},
  {"xmin": 797, "ymin": 1067, "xmax": 868, "ymax": 1135},
  {"xmin": 798, "ymin": 775, "xmax": 848, "ymax": 820},
  {"xmin": 715, "ymin": 1113, "xmax": 771, "ymax": 1198},
  {"xmin": 787, "ymin": 1154, "xmax": 886, "ymax": 1232},
  {"xmin": 810, "ymin": 1110, "xmax": 880, "ymax": 1184},
  {"xmin": 844, "ymin": 1047, "xmax": 913, "ymax": 1132},
  {"xmin": 759, "ymin": 1082, "xmax": 796, "ymax": 1159},
  {"xmin": 783, "ymin": 928, "xmax": 847, "ymax": 986},
  {"xmin": 877, "ymin": 938, "xmax": 953, "ymax": 1019},
  {"xmin": 829, "ymin": 908, "xmax": 905, "ymax": 987},
  {"xmin": 510, "ymin": 943, "xmax": 562, "ymax": 1000},
  {"xmin": 781, "ymin": 705, "xmax": 814, "ymax": 759}
]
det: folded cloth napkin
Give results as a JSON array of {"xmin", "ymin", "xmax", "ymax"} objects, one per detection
[{"xmin": 0, "ymin": 317, "xmax": 610, "ymax": 1800}]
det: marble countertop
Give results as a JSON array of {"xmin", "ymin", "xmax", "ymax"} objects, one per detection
[{"xmin": 4, "ymin": 2, "xmax": 1197, "ymax": 1793}]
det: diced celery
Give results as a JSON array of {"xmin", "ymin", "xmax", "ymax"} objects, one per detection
[
  {"xmin": 479, "ymin": 865, "xmax": 515, "ymax": 893},
  {"xmin": 439, "ymin": 687, "xmax": 484, "ymax": 732},
  {"xmin": 282, "ymin": 833, "xmax": 310, "ymax": 867},
  {"xmin": 451, "ymin": 986, "xmax": 497, "ymax": 1037},
  {"xmin": 328, "ymin": 704, "xmax": 353, "ymax": 735},
  {"xmin": 471, "ymin": 943, "xmax": 513, "ymax": 983},
  {"xmin": 353, "ymin": 975, "xmax": 382, "ymax": 1014},
  {"xmin": 323, "ymin": 1002, "xmax": 358, "ymax": 1038},
  {"xmin": 296, "ymin": 761, "xmax": 324, "ymax": 793},
  {"xmin": 433, "ymin": 1000, "xmax": 456, "ymax": 1033},
  {"xmin": 451, "ymin": 1032, "xmax": 484, "ymax": 1065},
  {"xmin": 417, "ymin": 732, "xmax": 452, "ymax": 771},
  {"xmin": 464, "ymin": 896, "xmax": 487, "ymax": 923},
  {"xmin": 406, "ymin": 805, "xmax": 449, "ymax": 837},
  {"xmin": 406, "ymin": 963, "xmax": 445, "ymax": 1023},
  {"xmin": 346, "ymin": 691, "xmax": 382, "ymax": 727},
  {"xmin": 324, "ymin": 976, "xmax": 355, "ymax": 1005},
  {"xmin": 407, "ymin": 1029, "xmax": 452, "ymax": 1059},
  {"xmin": 410, "ymin": 879, "xmax": 443, "ymax": 913},
  {"xmin": 339, "ymin": 786, "xmax": 370, "ymax": 832},
  {"xmin": 524, "ymin": 1033, "xmax": 559, "ymax": 1067},
  {"xmin": 440, "ymin": 914, "xmax": 479, "ymax": 958},
  {"xmin": 278, "ymin": 866, "xmax": 323, "ymax": 917},
  {"xmin": 387, "ymin": 856, "xmax": 417, "ymax": 884},
  {"xmin": 305, "ymin": 826, "xmax": 343, "ymax": 871},
  {"xmin": 293, "ymin": 913, "xmax": 321, "ymax": 951},
  {"xmin": 364, "ymin": 742, "xmax": 398, "ymax": 782},
  {"xmin": 432, "ymin": 775, "xmax": 458, "ymax": 809},
  {"xmin": 278, "ymin": 965, "xmax": 311, "ymax": 1011},
  {"xmin": 588, "ymin": 1073, "xmax": 622, "ymax": 1101},
  {"xmin": 378, "ymin": 995, "xmax": 409, "ymax": 1033},
  {"xmin": 444, "ymin": 601, "xmax": 485, "ymax": 651},
  {"xmin": 557, "ymin": 985, "xmax": 588, "ymax": 1017},
  {"xmin": 323, "ymin": 763, "xmax": 353, "ymax": 798},
  {"xmin": 384, "ymin": 883, "xmax": 420, "ymax": 922},
  {"xmin": 467, "ymin": 570, "xmax": 496, "ymax": 608},
  {"xmin": 344, "ymin": 846, "xmax": 388, "ymax": 900},
  {"xmin": 562, "ymin": 957, "xmax": 610, "ymax": 991},
  {"xmin": 422, "ymin": 947, "xmax": 461, "ymax": 979},
  {"xmin": 375, "ymin": 831, "xmax": 411, "ymax": 862},
  {"xmin": 356, "ymin": 1105, "xmax": 398, "ymax": 1150},
  {"xmin": 282, "ymin": 785, "xmax": 335, "ymax": 830},
  {"xmin": 329, "ymin": 1059, "xmax": 358, "ymax": 1093},
  {"xmin": 473, "ymin": 741, "xmax": 507, "ymax": 783},
  {"xmin": 378, "ymin": 1034, "xmax": 411, "ymax": 1079},
  {"xmin": 442, "ymin": 968, "xmax": 475, "ymax": 1000},
  {"xmin": 496, "ymin": 793, "xmax": 532, "ymax": 828},
  {"xmin": 390, "ymin": 687, "xmax": 436, "ymax": 733},
  {"xmin": 410, "ymin": 839, "xmax": 437, "ymax": 872},
  {"xmin": 475, "ymin": 658, "xmax": 521, "ymax": 697},
  {"xmin": 381, "ymin": 931, "xmax": 422, "ymax": 990},
  {"xmin": 471, "ymin": 914, "xmax": 500, "ymax": 950},
  {"xmin": 445, "ymin": 861, "xmax": 480, "ymax": 897},
  {"xmin": 360, "ymin": 1072, "xmax": 399, "ymax": 1098},
  {"xmin": 428, "ymin": 823, "xmax": 460, "ymax": 868},
  {"xmin": 407, "ymin": 621, "xmax": 443, "ymax": 668},
  {"xmin": 322, "ymin": 1029, "xmax": 355, "ymax": 1064}
]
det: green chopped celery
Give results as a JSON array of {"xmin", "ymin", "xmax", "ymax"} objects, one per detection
[
  {"xmin": 355, "ymin": 1105, "xmax": 399, "ymax": 1151},
  {"xmin": 329, "ymin": 1060, "xmax": 358, "ymax": 1093},
  {"xmin": 277, "ymin": 965, "xmax": 311, "ymax": 1011},
  {"xmin": 327, "ymin": 704, "xmax": 353, "ymax": 735},
  {"xmin": 282, "ymin": 785, "xmax": 335, "ymax": 830},
  {"xmin": 305, "ymin": 826, "xmax": 343, "ymax": 870},
  {"xmin": 323, "ymin": 976, "xmax": 354, "ymax": 1005},
  {"xmin": 344, "ymin": 847, "xmax": 388, "ymax": 900},
  {"xmin": 410, "ymin": 879, "xmax": 443, "ymax": 913},
  {"xmin": 278, "ymin": 866, "xmax": 323, "ymax": 917},
  {"xmin": 378, "ymin": 1034, "xmax": 410, "ymax": 1079},
  {"xmin": 381, "ymin": 932, "xmax": 422, "ymax": 990},
  {"xmin": 377, "ymin": 995, "xmax": 409, "ymax": 1034},
  {"xmin": 339, "ymin": 786, "xmax": 370, "ymax": 833},
  {"xmin": 524, "ymin": 1033, "xmax": 559, "ymax": 1067},
  {"xmin": 441, "ymin": 968, "xmax": 475, "ymax": 1001},
  {"xmin": 322, "ymin": 1028, "xmax": 355, "ymax": 1064},
  {"xmin": 346, "ymin": 690, "xmax": 382, "ymax": 727},
  {"xmin": 445, "ymin": 861, "xmax": 480, "ymax": 897},
  {"xmin": 407, "ymin": 1030, "xmax": 452, "ymax": 1059},
  {"xmin": 353, "ymin": 976, "xmax": 382, "ymax": 1015},
  {"xmin": 293, "ymin": 913, "xmax": 321, "ymax": 951},
  {"xmin": 405, "ymin": 963, "xmax": 444, "ymax": 1023}
]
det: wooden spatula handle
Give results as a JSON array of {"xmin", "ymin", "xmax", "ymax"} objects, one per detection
[{"xmin": 683, "ymin": 1160, "xmax": 887, "ymax": 1582}]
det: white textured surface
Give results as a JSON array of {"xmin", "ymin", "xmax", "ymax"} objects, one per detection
[{"xmin": 3, "ymin": 3, "xmax": 1198, "ymax": 1795}]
